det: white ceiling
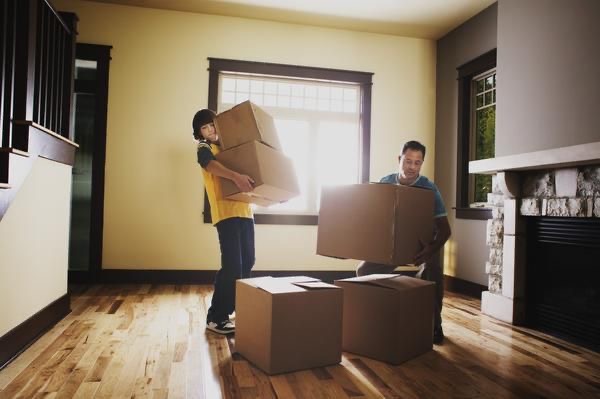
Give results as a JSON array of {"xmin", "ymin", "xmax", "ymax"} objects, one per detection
[{"xmin": 79, "ymin": 0, "xmax": 496, "ymax": 39}]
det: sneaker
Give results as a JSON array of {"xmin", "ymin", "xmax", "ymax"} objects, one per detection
[
  {"xmin": 433, "ymin": 326, "xmax": 444, "ymax": 345},
  {"xmin": 206, "ymin": 319, "xmax": 235, "ymax": 335}
]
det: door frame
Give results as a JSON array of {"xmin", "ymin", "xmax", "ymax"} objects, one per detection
[{"xmin": 68, "ymin": 43, "xmax": 111, "ymax": 284}]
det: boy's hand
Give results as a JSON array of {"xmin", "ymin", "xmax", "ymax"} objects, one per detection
[{"xmin": 234, "ymin": 174, "xmax": 255, "ymax": 192}]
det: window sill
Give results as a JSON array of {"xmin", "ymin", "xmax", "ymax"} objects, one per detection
[
  {"xmin": 254, "ymin": 214, "xmax": 318, "ymax": 225},
  {"xmin": 454, "ymin": 207, "xmax": 493, "ymax": 220}
]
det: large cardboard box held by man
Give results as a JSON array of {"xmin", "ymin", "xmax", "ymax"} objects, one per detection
[
  {"xmin": 235, "ymin": 276, "xmax": 343, "ymax": 375},
  {"xmin": 216, "ymin": 140, "xmax": 300, "ymax": 206},
  {"xmin": 214, "ymin": 100, "xmax": 282, "ymax": 151},
  {"xmin": 334, "ymin": 274, "xmax": 435, "ymax": 364},
  {"xmin": 317, "ymin": 183, "xmax": 434, "ymax": 265}
]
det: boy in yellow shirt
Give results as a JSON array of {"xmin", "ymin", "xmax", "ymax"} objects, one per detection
[{"xmin": 192, "ymin": 109, "xmax": 255, "ymax": 334}]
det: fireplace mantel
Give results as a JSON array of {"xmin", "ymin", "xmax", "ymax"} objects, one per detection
[{"xmin": 469, "ymin": 141, "xmax": 600, "ymax": 175}]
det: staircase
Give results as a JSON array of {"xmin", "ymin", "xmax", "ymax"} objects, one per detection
[{"xmin": 0, "ymin": 0, "xmax": 78, "ymax": 221}]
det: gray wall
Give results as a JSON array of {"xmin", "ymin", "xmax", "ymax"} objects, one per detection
[
  {"xmin": 435, "ymin": 3, "xmax": 497, "ymax": 285},
  {"xmin": 496, "ymin": 0, "xmax": 600, "ymax": 156}
]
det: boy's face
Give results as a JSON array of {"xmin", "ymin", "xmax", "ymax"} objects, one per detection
[
  {"xmin": 399, "ymin": 148, "xmax": 424, "ymax": 181},
  {"xmin": 200, "ymin": 122, "xmax": 218, "ymax": 142}
]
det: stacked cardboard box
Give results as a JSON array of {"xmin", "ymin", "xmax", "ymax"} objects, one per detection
[
  {"xmin": 214, "ymin": 101, "xmax": 300, "ymax": 206},
  {"xmin": 235, "ymin": 276, "xmax": 343, "ymax": 375},
  {"xmin": 334, "ymin": 274, "xmax": 435, "ymax": 364},
  {"xmin": 317, "ymin": 183, "xmax": 437, "ymax": 364},
  {"xmin": 317, "ymin": 183, "xmax": 434, "ymax": 265}
]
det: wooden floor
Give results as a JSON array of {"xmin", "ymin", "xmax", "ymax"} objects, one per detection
[{"xmin": 1, "ymin": 285, "xmax": 599, "ymax": 398}]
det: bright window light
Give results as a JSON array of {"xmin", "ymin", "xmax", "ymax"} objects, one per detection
[{"xmin": 218, "ymin": 73, "xmax": 362, "ymax": 215}]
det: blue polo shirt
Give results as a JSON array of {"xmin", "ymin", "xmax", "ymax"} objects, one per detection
[{"xmin": 380, "ymin": 173, "xmax": 447, "ymax": 218}]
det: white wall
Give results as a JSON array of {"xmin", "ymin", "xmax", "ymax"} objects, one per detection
[
  {"xmin": 0, "ymin": 158, "xmax": 71, "ymax": 336},
  {"xmin": 54, "ymin": 0, "xmax": 437, "ymax": 271}
]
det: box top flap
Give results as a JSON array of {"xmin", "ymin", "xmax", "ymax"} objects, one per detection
[
  {"xmin": 293, "ymin": 281, "xmax": 340, "ymax": 290},
  {"xmin": 274, "ymin": 276, "xmax": 320, "ymax": 284},
  {"xmin": 254, "ymin": 278, "xmax": 306, "ymax": 294},
  {"xmin": 336, "ymin": 274, "xmax": 433, "ymax": 291},
  {"xmin": 370, "ymin": 275, "xmax": 433, "ymax": 290},
  {"xmin": 241, "ymin": 276, "xmax": 325, "ymax": 294},
  {"xmin": 337, "ymin": 273, "xmax": 398, "ymax": 283}
]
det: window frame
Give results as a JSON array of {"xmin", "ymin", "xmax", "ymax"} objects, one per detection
[
  {"xmin": 204, "ymin": 58, "xmax": 373, "ymax": 225},
  {"xmin": 455, "ymin": 49, "xmax": 496, "ymax": 220}
]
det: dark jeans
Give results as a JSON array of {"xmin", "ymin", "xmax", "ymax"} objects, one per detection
[
  {"xmin": 356, "ymin": 251, "xmax": 444, "ymax": 330},
  {"xmin": 207, "ymin": 217, "xmax": 255, "ymax": 323}
]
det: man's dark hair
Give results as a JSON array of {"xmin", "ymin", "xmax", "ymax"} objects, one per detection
[{"xmin": 401, "ymin": 140, "xmax": 426, "ymax": 159}]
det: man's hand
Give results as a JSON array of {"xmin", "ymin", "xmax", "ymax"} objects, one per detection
[
  {"xmin": 233, "ymin": 173, "xmax": 254, "ymax": 192},
  {"xmin": 413, "ymin": 216, "xmax": 451, "ymax": 265},
  {"xmin": 414, "ymin": 241, "xmax": 436, "ymax": 265}
]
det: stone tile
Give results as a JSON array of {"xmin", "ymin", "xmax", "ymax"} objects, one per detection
[
  {"xmin": 522, "ymin": 171, "xmax": 554, "ymax": 197},
  {"xmin": 520, "ymin": 198, "xmax": 541, "ymax": 216},
  {"xmin": 489, "ymin": 274, "xmax": 502, "ymax": 294},
  {"xmin": 488, "ymin": 248, "xmax": 503, "ymax": 266},
  {"xmin": 545, "ymin": 197, "xmax": 588, "ymax": 217},
  {"xmin": 486, "ymin": 219, "xmax": 504, "ymax": 247},
  {"xmin": 485, "ymin": 261, "xmax": 502, "ymax": 275},
  {"xmin": 555, "ymin": 168, "xmax": 578, "ymax": 197},
  {"xmin": 577, "ymin": 166, "xmax": 600, "ymax": 196},
  {"xmin": 492, "ymin": 206, "xmax": 504, "ymax": 220},
  {"xmin": 487, "ymin": 193, "xmax": 505, "ymax": 207}
]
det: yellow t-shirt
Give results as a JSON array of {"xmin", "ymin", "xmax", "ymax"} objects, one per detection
[{"xmin": 197, "ymin": 141, "xmax": 253, "ymax": 225}]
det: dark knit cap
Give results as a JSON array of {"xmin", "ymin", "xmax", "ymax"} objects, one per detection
[{"xmin": 192, "ymin": 109, "xmax": 216, "ymax": 139}]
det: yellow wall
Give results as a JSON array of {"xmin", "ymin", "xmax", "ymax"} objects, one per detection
[
  {"xmin": 54, "ymin": 0, "xmax": 437, "ymax": 271},
  {"xmin": 0, "ymin": 158, "xmax": 71, "ymax": 337}
]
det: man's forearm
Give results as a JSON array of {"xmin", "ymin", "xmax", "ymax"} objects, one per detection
[{"xmin": 430, "ymin": 216, "xmax": 452, "ymax": 253}]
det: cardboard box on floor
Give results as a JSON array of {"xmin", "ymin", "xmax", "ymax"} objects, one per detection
[
  {"xmin": 214, "ymin": 100, "xmax": 282, "ymax": 151},
  {"xmin": 235, "ymin": 276, "xmax": 343, "ymax": 375},
  {"xmin": 216, "ymin": 140, "xmax": 300, "ymax": 206},
  {"xmin": 334, "ymin": 274, "xmax": 435, "ymax": 365},
  {"xmin": 317, "ymin": 183, "xmax": 434, "ymax": 265}
]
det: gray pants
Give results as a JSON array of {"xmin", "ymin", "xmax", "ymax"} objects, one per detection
[{"xmin": 356, "ymin": 252, "xmax": 444, "ymax": 330}]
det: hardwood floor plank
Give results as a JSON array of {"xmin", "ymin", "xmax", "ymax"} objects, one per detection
[
  {"xmin": 326, "ymin": 364, "xmax": 371, "ymax": 398},
  {"xmin": 348, "ymin": 358, "xmax": 401, "ymax": 399},
  {"xmin": 1, "ymin": 286, "xmax": 599, "ymax": 399},
  {"xmin": 269, "ymin": 374, "xmax": 298, "ymax": 399},
  {"xmin": 246, "ymin": 363, "xmax": 276, "ymax": 399},
  {"xmin": 2, "ymin": 321, "xmax": 89, "ymax": 398}
]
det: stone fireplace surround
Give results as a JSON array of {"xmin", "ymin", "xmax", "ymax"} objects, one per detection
[{"xmin": 469, "ymin": 142, "xmax": 600, "ymax": 324}]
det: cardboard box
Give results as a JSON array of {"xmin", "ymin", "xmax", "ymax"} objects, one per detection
[
  {"xmin": 334, "ymin": 274, "xmax": 435, "ymax": 364},
  {"xmin": 317, "ymin": 183, "xmax": 434, "ymax": 265},
  {"xmin": 214, "ymin": 101, "xmax": 282, "ymax": 151},
  {"xmin": 235, "ymin": 276, "xmax": 343, "ymax": 375},
  {"xmin": 216, "ymin": 140, "xmax": 300, "ymax": 206}
]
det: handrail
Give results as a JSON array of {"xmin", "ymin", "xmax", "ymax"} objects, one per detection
[
  {"xmin": 42, "ymin": 0, "xmax": 73, "ymax": 35},
  {"xmin": 12, "ymin": 120, "xmax": 79, "ymax": 148}
]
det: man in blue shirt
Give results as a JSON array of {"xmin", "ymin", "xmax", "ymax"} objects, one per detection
[{"xmin": 356, "ymin": 140, "xmax": 451, "ymax": 344}]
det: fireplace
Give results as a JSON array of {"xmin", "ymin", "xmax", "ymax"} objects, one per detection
[
  {"xmin": 469, "ymin": 141, "xmax": 600, "ymax": 350},
  {"xmin": 525, "ymin": 217, "xmax": 600, "ymax": 351}
]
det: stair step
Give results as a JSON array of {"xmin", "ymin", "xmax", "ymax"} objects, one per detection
[{"xmin": 0, "ymin": 148, "xmax": 30, "ymax": 157}]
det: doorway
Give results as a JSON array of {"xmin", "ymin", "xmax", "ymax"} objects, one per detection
[{"xmin": 68, "ymin": 43, "xmax": 111, "ymax": 283}]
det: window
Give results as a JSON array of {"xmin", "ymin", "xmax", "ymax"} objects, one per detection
[
  {"xmin": 456, "ymin": 50, "xmax": 496, "ymax": 220},
  {"xmin": 471, "ymin": 70, "xmax": 496, "ymax": 204},
  {"xmin": 206, "ymin": 58, "xmax": 373, "ymax": 225}
]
